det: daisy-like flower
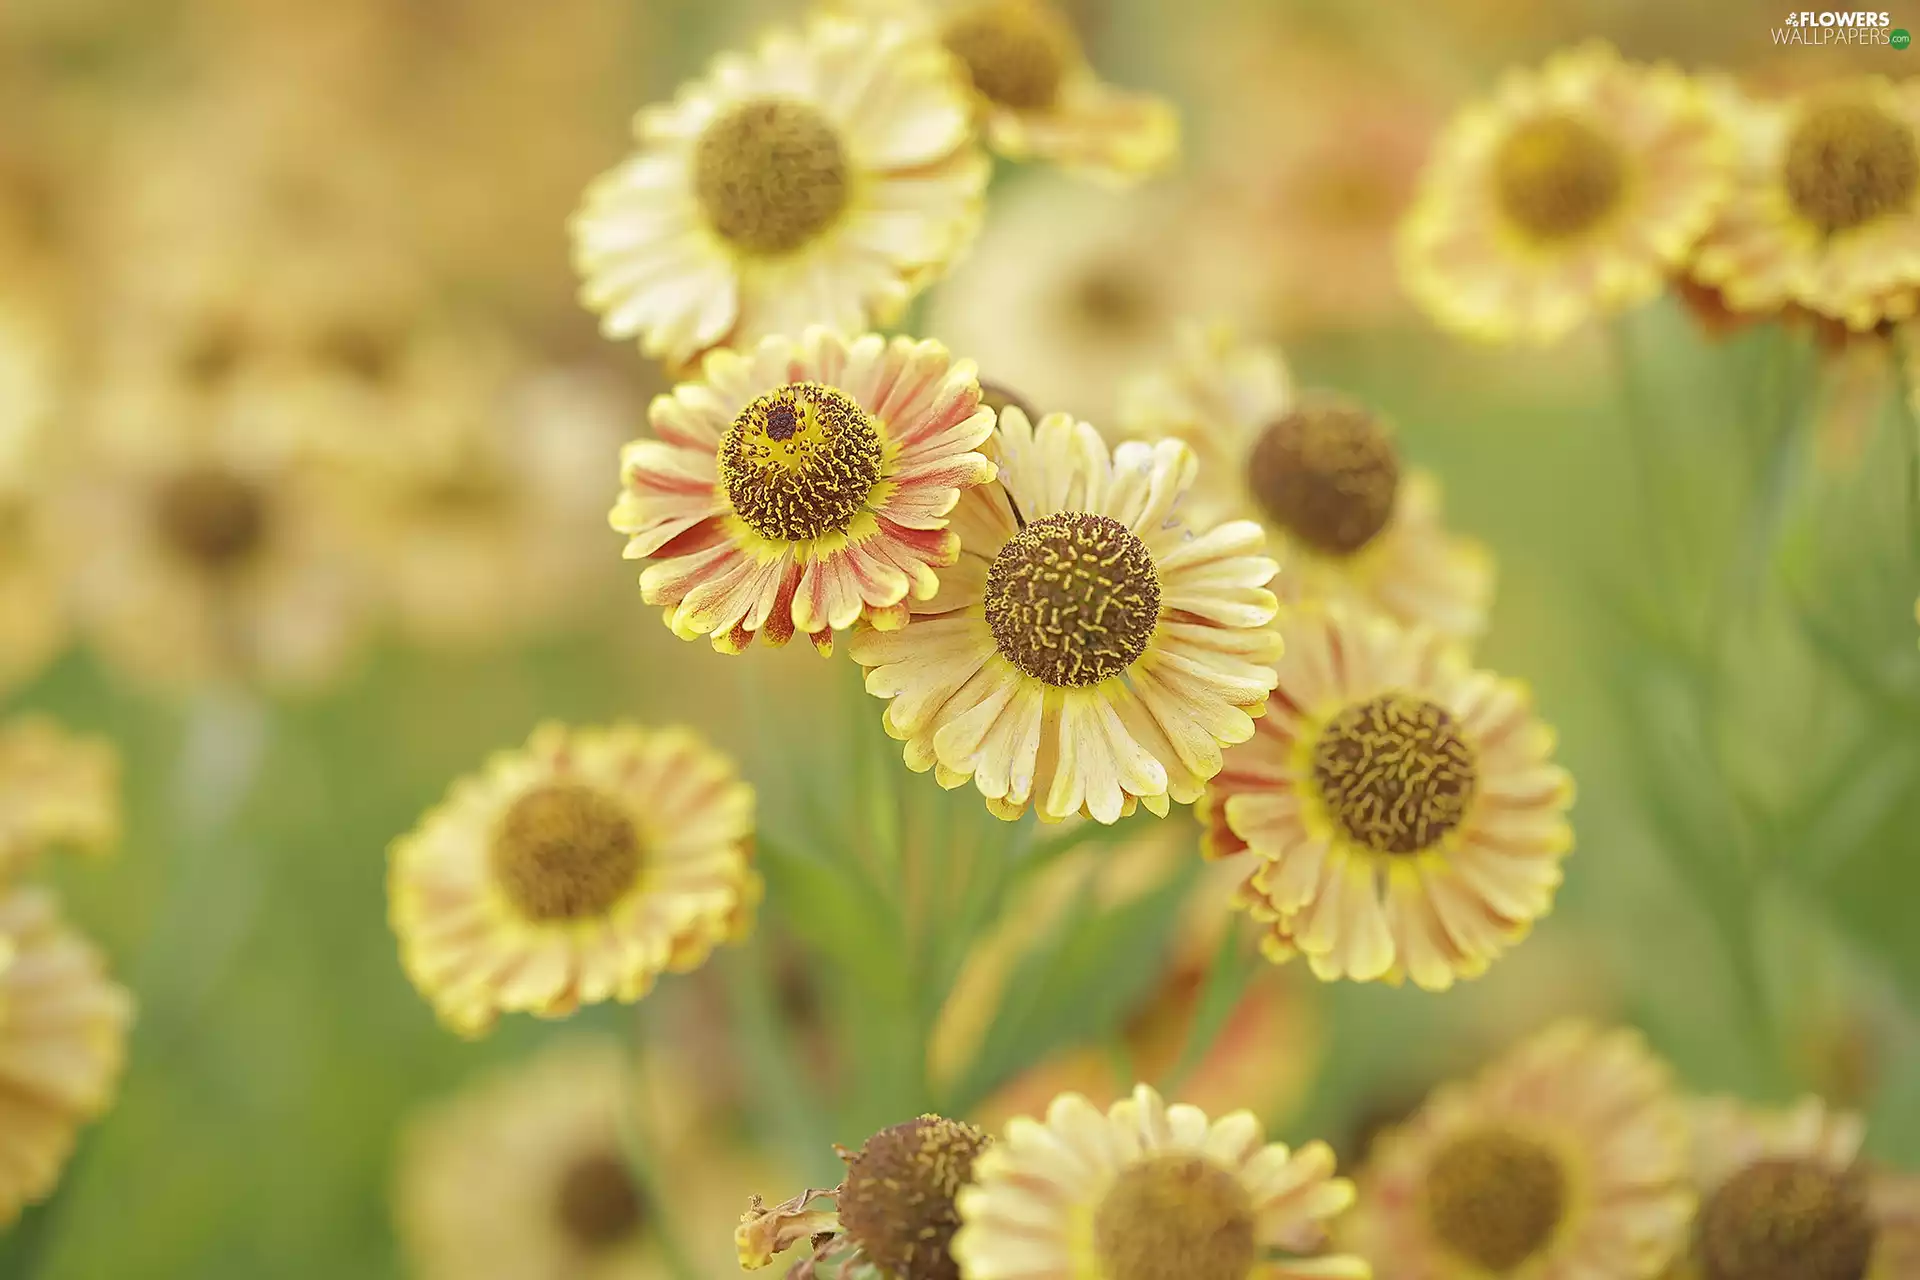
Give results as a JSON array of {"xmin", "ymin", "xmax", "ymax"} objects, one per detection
[
  {"xmin": 388, "ymin": 721, "xmax": 759, "ymax": 1037},
  {"xmin": 0, "ymin": 296, "xmax": 67, "ymax": 693},
  {"xmin": 0, "ymin": 716, "xmax": 119, "ymax": 881},
  {"xmin": 611, "ymin": 327, "xmax": 996, "ymax": 655},
  {"xmin": 1121, "ymin": 323, "xmax": 1493, "ymax": 641},
  {"xmin": 1666, "ymin": 1096, "xmax": 1920, "ymax": 1280},
  {"xmin": 1693, "ymin": 77, "xmax": 1920, "ymax": 332},
  {"xmin": 1399, "ymin": 42, "xmax": 1732, "ymax": 344},
  {"xmin": 849, "ymin": 407, "xmax": 1284, "ymax": 824},
  {"xmin": 571, "ymin": 16, "xmax": 989, "ymax": 369},
  {"xmin": 837, "ymin": 0, "xmax": 1176, "ymax": 182},
  {"xmin": 739, "ymin": 1113, "xmax": 992, "ymax": 1280},
  {"xmin": 0, "ymin": 886, "xmax": 134, "ymax": 1227},
  {"xmin": 1202, "ymin": 604, "xmax": 1573, "ymax": 990},
  {"xmin": 56, "ymin": 415, "xmax": 372, "ymax": 695},
  {"xmin": 952, "ymin": 1082, "xmax": 1367, "ymax": 1280},
  {"xmin": 1344, "ymin": 1022, "xmax": 1693, "ymax": 1280},
  {"xmin": 397, "ymin": 1037, "xmax": 762, "ymax": 1280}
]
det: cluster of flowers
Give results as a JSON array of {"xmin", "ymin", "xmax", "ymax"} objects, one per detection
[
  {"xmin": 734, "ymin": 1021, "xmax": 1920, "ymax": 1280},
  {"xmin": 1400, "ymin": 43, "xmax": 1920, "ymax": 344},
  {"xmin": 0, "ymin": 717, "xmax": 130, "ymax": 1226}
]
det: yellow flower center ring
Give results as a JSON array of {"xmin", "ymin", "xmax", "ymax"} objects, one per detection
[{"xmin": 720, "ymin": 383, "xmax": 884, "ymax": 542}]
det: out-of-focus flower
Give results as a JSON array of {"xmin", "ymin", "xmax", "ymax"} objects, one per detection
[
  {"xmin": 738, "ymin": 1114, "xmax": 990, "ymax": 1280},
  {"xmin": 1400, "ymin": 43, "xmax": 1732, "ymax": 344},
  {"xmin": 1203, "ymin": 603, "xmax": 1573, "ymax": 990},
  {"xmin": 1343, "ymin": 1022, "xmax": 1692, "ymax": 1280},
  {"xmin": 396, "ymin": 1037, "xmax": 754, "ymax": 1280},
  {"xmin": 838, "ymin": 0, "xmax": 1176, "ymax": 182},
  {"xmin": 572, "ymin": 16, "xmax": 989, "ymax": 369},
  {"xmin": 953, "ymin": 1081, "xmax": 1367, "ymax": 1280},
  {"xmin": 928, "ymin": 175, "xmax": 1265, "ymax": 424},
  {"xmin": 1694, "ymin": 77, "xmax": 1920, "ymax": 333},
  {"xmin": 55, "ymin": 409, "xmax": 372, "ymax": 696},
  {"xmin": 0, "ymin": 717, "xmax": 119, "ymax": 881},
  {"xmin": 851, "ymin": 409, "xmax": 1282, "ymax": 823},
  {"xmin": 612, "ymin": 328, "xmax": 995, "ymax": 655},
  {"xmin": 1121, "ymin": 323, "xmax": 1493, "ymax": 641},
  {"xmin": 0, "ymin": 885, "xmax": 133, "ymax": 1228},
  {"xmin": 342, "ymin": 327, "xmax": 633, "ymax": 650},
  {"xmin": 0, "ymin": 298, "xmax": 68, "ymax": 693},
  {"xmin": 1666, "ymin": 1096, "xmax": 1919, "ymax": 1280},
  {"xmin": 388, "ymin": 722, "xmax": 759, "ymax": 1037}
]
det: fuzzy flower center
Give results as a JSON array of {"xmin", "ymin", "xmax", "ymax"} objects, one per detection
[
  {"xmin": 1092, "ymin": 1154, "xmax": 1257, "ymax": 1280},
  {"xmin": 838, "ymin": 1115, "xmax": 991, "ymax": 1280},
  {"xmin": 1425, "ymin": 1129, "xmax": 1568, "ymax": 1273},
  {"xmin": 985, "ymin": 512, "xmax": 1161, "ymax": 687},
  {"xmin": 1697, "ymin": 1158, "xmax": 1876, "ymax": 1280},
  {"xmin": 554, "ymin": 1150, "xmax": 645, "ymax": 1252},
  {"xmin": 317, "ymin": 321, "xmax": 400, "ymax": 384},
  {"xmin": 490, "ymin": 783, "xmax": 643, "ymax": 922},
  {"xmin": 1247, "ymin": 400, "xmax": 1400, "ymax": 556},
  {"xmin": 720, "ymin": 383, "xmax": 883, "ymax": 542},
  {"xmin": 154, "ymin": 465, "xmax": 271, "ymax": 571},
  {"xmin": 1785, "ymin": 100, "xmax": 1920, "ymax": 236},
  {"xmin": 1491, "ymin": 112, "xmax": 1627, "ymax": 242},
  {"xmin": 179, "ymin": 320, "xmax": 248, "ymax": 390},
  {"xmin": 1312, "ymin": 693, "xmax": 1478, "ymax": 855},
  {"xmin": 941, "ymin": 1, "xmax": 1074, "ymax": 112},
  {"xmin": 693, "ymin": 98, "xmax": 851, "ymax": 256}
]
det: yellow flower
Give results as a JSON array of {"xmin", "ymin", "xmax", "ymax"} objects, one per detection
[
  {"xmin": 1693, "ymin": 77, "xmax": 1920, "ymax": 332},
  {"xmin": 1121, "ymin": 322, "xmax": 1494, "ymax": 641},
  {"xmin": 343, "ymin": 324, "xmax": 634, "ymax": 650},
  {"xmin": 738, "ymin": 1114, "xmax": 991, "ymax": 1280},
  {"xmin": 572, "ymin": 15, "xmax": 989, "ymax": 370},
  {"xmin": 1399, "ymin": 43, "xmax": 1732, "ymax": 343},
  {"xmin": 849, "ymin": 408, "xmax": 1284, "ymax": 824},
  {"xmin": 952, "ymin": 1081, "xmax": 1368, "ymax": 1280},
  {"xmin": 55, "ymin": 415, "xmax": 373, "ymax": 695},
  {"xmin": 0, "ymin": 716, "xmax": 119, "ymax": 881},
  {"xmin": 1343, "ymin": 1022, "xmax": 1693, "ymax": 1280},
  {"xmin": 0, "ymin": 886, "xmax": 133, "ymax": 1227},
  {"xmin": 1202, "ymin": 603, "xmax": 1574, "ymax": 990},
  {"xmin": 611, "ymin": 327, "xmax": 997, "ymax": 655},
  {"xmin": 396, "ymin": 1037, "xmax": 761, "ymax": 1280},
  {"xmin": 837, "ymin": 0, "xmax": 1176, "ymax": 182},
  {"xmin": 388, "ymin": 722, "xmax": 758, "ymax": 1037},
  {"xmin": 0, "ymin": 294, "xmax": 67, "ymax": 693},
  {"xmin": 1664, "ymin": 1096, "xmax": 1920, "ymax": 1280},
  {"xmin": 927, "ymin": 175, "xmax": 1264, "ymax": 425}
]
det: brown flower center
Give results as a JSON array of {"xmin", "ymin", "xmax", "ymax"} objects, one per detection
[
  {"xmin": 1785, "ymin": 100, "xmax": 1920, "ymax": 236},
  {"xmin": 985, "ymin": 512, "xmax": 1160, "ymax": 687},
  {"xmin": 1093, "ymin": 1154, "xmax": 1257, "ymax": 1280},
  {"xmin": 490, "ymin": 783, "xmax": 643, "ymax": 922},
  {"xmin": 179, "ymin": 320, "xmax": 248, "ymax": 390},
  {"xmin": 318, "ymin": 322, "xmax": 400, "ymax": 384},
  {"xmin": 693, "ymin": 98, "xmax": 851, "ymax": 256},
  {"xmin": 1697, "ymin": 1158, "xmax": 1876, "ymax": 1280},
  {"xmin": 838, "ymin": 1115, "xmax": 991, "ymax": 1280},
  {"xmin": 1425, "ymin": 1129, "xmax": 1568, "ymax": 1273},
  {"xmin": 719, "ymin": 382, "xmax": 883, "ymax": 542},
  {"xmin": 1312, "ymin": 694, "xmax": 1478, "ymax": 855},
  {"xmin": 1068, "ymin": 263, "xmax": 1153, "ymax": 335},
  {"xmin": 153, "ymin": 466, "xmax": 271, "ymax": 571},
  {"xmin": 554, "ymin": 1150, "xmax": 645, "ymax": 1253},
  {"xmin": 941, "ymin": 1, "xmax": 1074, "ymax": 112},
  {"xmin": 1491, "ymin": 112, "xmax": 1627, "ymax": 241},
  {"xmin": 1246, "ymin": 399, "xmax": 1400, "ymax": 556}
]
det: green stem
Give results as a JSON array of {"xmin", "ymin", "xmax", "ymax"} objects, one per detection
[
  {"xmin": 1893, "ymin": 338, "xmax": 1920, "ymax": 558},
  {"xmin": 1609, "ymin": 317, "xmax": 1675, "ymax": 602},
  {"xmin": 1159, "ymin": 922, "xmax": 1256, "ymax": 1097},
  {"xmin": 618, "ymin": 1017, "xmax": 702, "ymax": 1280},
  {"xmin": 722, "ymin": 941, "xmax": 834, "ymax": 1174}
]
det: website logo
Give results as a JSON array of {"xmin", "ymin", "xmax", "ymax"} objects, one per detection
[{"xmin": 1775, "ymin": 10, "xmax": 1900, "ymax": 42}]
